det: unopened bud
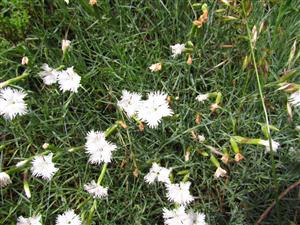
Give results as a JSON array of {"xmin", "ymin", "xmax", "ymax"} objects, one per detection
[
  {"xmin": 187, "ymin": 54, "xmax": 192, "ymax": 65},
  {"xmin": 214, "ymin": 167, "xmax": 227, "ymax": 178},
  {"xmin": 21, "ymin": 56, "xmax": 29, "ymax": 65},
  {"xmin": 42, "ymin": 143, "xmax": 50, "ymax": 149},
  {"xmin": 133, "ymin": 168, "xmax": 140, "ymax": 177},
  {"xmin": 209, "ymin": 103, "xmax": 220, "ymax": 112},
  {"xmin": 230, "ymin": 137, "xmax": 240, "ymax": 154},
  {"xmin": 0, "ymin": 172, "xmax": 12, "ymax": 188},
  {"xmin": 138, "ymin": 122, "xmax": 144, "ymax": 132},
  {"xmin": 185, "ymin": 148, "xmax": 191, "ymax": 162},
  {"xmin": 89, "ymin": 0, "xmax": 97, "ymax": 5},
  {"xmin": 117, "ymin": 120, "xmax": 128, "ymax": 129},
  {"xmin": 195, "ymin": 113, "xmax": 201, "ymax": 124},
  {"xmin": 62, "ymin": 39, "xmax": 71, "ymax": 54},
  {"xmin": 222, "ymin": 16, "xmax": 238, "ymax": 22},
  {"xmin": 251, "ymin": 25, "xmax": 258, "ymax": 47},
  {"xmin": 149, "ymin": 63, "xmax": 162, "ymax": 72},
  {"xmin": 287, "ymin": 102, "xmax": 293, "ymax": 122},
  {"xmin": 221, "ymin": 154, "xmax": 229, "ymax": 164},
  {"xmin": 234, "ymin": 153, "xmax": 244, "ymax": 162}
]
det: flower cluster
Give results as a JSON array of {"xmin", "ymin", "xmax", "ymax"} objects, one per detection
[
  {"xmin": 118, "ymin": 90, "xmax": 173, "ymax": 128},
  {"xmin": 144, "ymin": 163, "xmax": 207, "ymax": 225},
  {"xmin": 17, "ymin": 209, "xmax": 82, "ymax": 225},
  {"xmin": 144, "ymin": 162, "xmax": 171, "ymax": 184},
  {"xmin": 17, "ymin": 215, "xmax": 42, "ymax": 225},
  {"xmin": 39, "ymin": 65, "xmax": 81, "ymax": 93},
  {"xmin": 1, "ymin": 1, "xmax": 299, "ymax": 224},
  {"xmin": 163, "ymin": 207, "xmax": 207, "ymax": 225}
]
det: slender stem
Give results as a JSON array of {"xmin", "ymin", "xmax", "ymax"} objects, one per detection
[
  {"xmin": 0, "ymin": 71, "xmax": 30, "ymax": 89},
  {"xmin": 242, "ymin": 2, "xmax": 279, "ymax": 222},
  {"xmin": 243, "ymin": 9, "xmax": 272, "ymax": 146},
  {"xmin": 104, "ymin": 124, "xmax": 118, "ymax": 138},
  {"xmin": 97, "ymin": 163, "xmax": 108, "ymax": 185},
  {"xmin": 5, "ymin": 151, "xmax": 50, "ymax": 174},
  {"xmin": 5, "ymin": 145, "xmax": 84, "ymax": 175}
]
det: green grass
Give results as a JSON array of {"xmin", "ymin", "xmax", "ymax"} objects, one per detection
[{"xmin": 0, "ymin": 0, "xmax": 300, "ymax": 224}]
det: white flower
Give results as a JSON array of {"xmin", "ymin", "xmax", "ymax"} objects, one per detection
[
  {"xmin": 163, "ymin": 207, "xmax": 207, "ymax": 225},
  {"xmin": 117, "ymin": 90, "xmax": 142, "ymax": 117},
  {"xmin": 166, "ymin": 182, "xmax": 194, "ymax": 206},
  {"xmin": 144, "ymin": 162, "xmax": 171, "ymax": 184},
  {"xmin": 163, "ymin": 207, "xmax": 191, "ymax": 225},
  {"xmin": 289, "ymin": 91, "xmax": 300, "ymax": 107},
  {"xmin": 64, "ymin": 0, "xmax": 69, "ymax": 4},
  {"xmin": 149, "ymin": 63, "xmax": 162, "ymax": 72},
  {"xmin": 84, "ymin": 180, "xmax": 108, "ymax": 199},
  {"xmin": 62, "ymin": 39, "xmax": 71, "ymax": 53},
  {"xmin": 58, "ymin": 67, "xmax": 81, "ymax": 93},
  {"xmin": 188, "ymin": 211, "xmax": 208, "ymax": 225},
  {"xmin": 0, "ymin": 87, "xmax": 27, "ymax": 120},
  {"xmin": 85, "ymin": 130, "xmax": 117, "ymax": 164},
  {"xmin": 0, "ymin": 172, "xmax": 11, "ymax": 187},
  {"xmin": 170, "ymin": 43, "xmax": 186, "ymax": 57},
  {"xmin": 39, "ymin": 64, "xmax": 59, "ymax": 85},
  {"xmin": 295, "ymin": 125, "xmax": 300, "ymax": 131},
  {"xmin": 31, "ymin": 153, "xmax": 58, "ymax": 180},
  {"xmin": 259, "ymin": 139, "xmax": 280, "ymax": 152},
  {"xmin": 214, "ymin": 167, "xmax": 227, "ymax": 178},
  {"xmin": 17, "ymin": 215, "xmax": 42, "ymax": 225},
  {"xmin": 56, "ymin": 209, "xmax": 81, "ymax": 225},
  {"xmin": 196, "ymin": 94, "xmax": 209, "ymax": 103},
  {"xmin": 197, "ymin": 134, "xmax": 205, "ymax": 143},
  {"xmin": 137, "ymin": 91, "xmax": 173, "ymax": 128}
]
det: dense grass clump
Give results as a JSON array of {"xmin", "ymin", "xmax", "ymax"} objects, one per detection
[{"xmin": 0, "ymin": 1, "xmax": 299, "ymax": 224}]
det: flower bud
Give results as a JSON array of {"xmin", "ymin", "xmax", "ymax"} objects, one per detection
[
  {"xmin": 209, "ymin": 103, "xmax": 219, "ymax": 112},
  {"xmin": 62, "ymin": 39, "xmax": 71, "ymax": 54},
  {"xmin": 214, "ymin": 167, "xmax": 227, "ymax": 178},
  {"xmin": 21, "ymin": 56, "xmax": 29, "ymax": 65},
  {"xmin": 42, "ymin": 143, "xmax": 50, "ymax": 149},
  {"xmin": 89, "ymin": 0, "xmax": 97, "ymax": 5},
  {"xmin": 234, "ymin": 152, "xmax": 244, "ymax": 162},
  {"xmin": 0, "ymin": 172, "xmax": 11, "ymax": 187},
  {"xmin": 149, "ymin": 63, "xmax": 162, "ymax": 72},
  {"xmin": 221, "ymin": 154, "xmax": 229, "ymax": 164},
  {"xmin": 187, "ymin": 54, "xmax": 192, "ymax": 65}
]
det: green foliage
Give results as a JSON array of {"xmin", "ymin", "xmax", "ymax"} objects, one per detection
[
  {"xmin": 0, "ymin": 0, "xmax": 33, "ymax": 42},
  {"xmin": 0, "ymin": 0, "xmax": 300, "ymax": 224}
]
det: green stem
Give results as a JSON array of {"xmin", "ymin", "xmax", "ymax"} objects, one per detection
[
  {"xmin": 104, "ymin": 123, "xmax": 118, "ymax": 138},
  {"xmin": 243, "ymin": 12, "xmax": 275, "ymax": 148},
  {"xmin": 0, "ymin": 71, "xmax": 30, "ymax": 89},
  {"xmin": 210, "ymin": 154, "xmax": 220, "ymax": 168},
  {"xmin": 242, "ymin": 2, "xmax": 279, "ymax": 222},
  {"xmin": 5, "ymin": 150, "xmax": 50, "ymax": 174},
  {"xmin": 5, "ymin": 145, "xmax": 84, "ymax": 175},
  {"xmin": 97, "ymin": 163, "xmax": 108, "ymax": 185}
]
